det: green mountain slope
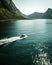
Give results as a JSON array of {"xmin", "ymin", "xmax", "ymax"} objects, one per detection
[{"xmin": 0, "ymin": 0, "xmax": 25, "ymax": 20}]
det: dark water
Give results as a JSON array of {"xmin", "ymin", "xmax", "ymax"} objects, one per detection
[{"xmin": 0, "ymin": 19, "xmax": 52, "ymax": 65}]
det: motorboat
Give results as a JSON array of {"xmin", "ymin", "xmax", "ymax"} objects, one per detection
[
  {"xmin": 20, "ymin": 34, "xmax": 28, "ymax": 39},
  {"xmin": 0, "ymin": 34, "xmax": 28, "ymax": 46}
]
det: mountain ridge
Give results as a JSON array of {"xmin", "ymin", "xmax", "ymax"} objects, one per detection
[{"xmin": 28, "ymin": 8, "xmax": 52, "ymax": 19}]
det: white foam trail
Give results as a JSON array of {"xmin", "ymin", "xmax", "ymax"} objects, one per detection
[{"xmin": 0, "ymin": 36, "xmax": 27, "ymax": 46}]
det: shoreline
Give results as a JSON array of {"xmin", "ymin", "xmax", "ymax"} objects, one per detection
[
  {"xmin": 0, "ymin": 18, "xmax": 52, "ymax": 22},
  {"xmin": 0, "ymin": 18, "xmax": 29, "ymax": 22},
  {"xmin": 0, "ymin": 19, "xmax": 17, "ymax": 22}
]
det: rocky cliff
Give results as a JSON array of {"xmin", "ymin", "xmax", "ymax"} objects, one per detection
[{"xmin": 0, "ymin": 0, "xmax": 25, "ymax": 20}]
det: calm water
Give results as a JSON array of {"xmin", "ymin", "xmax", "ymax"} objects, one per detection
[{"xmin": 0, "ymin": 19, "xmax": 52, "ymax": 65}]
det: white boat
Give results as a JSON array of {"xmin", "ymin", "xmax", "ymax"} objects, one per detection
[{"xmin": 0, "ymin": 34, "xmax": 28, "ymax": 46}]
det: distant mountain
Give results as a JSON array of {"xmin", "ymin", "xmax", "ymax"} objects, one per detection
[
  {"xmin": 43, "ymin": 8, "xmax": 52, "ymax": 19},
  {"xmin": 28, "ymin": 12, "xmax": 43, "ymax": 19},
  {"xmin": 28, "ymin": 8, "xmax": 52, "ymax": 19},
  {"xmin": 0, "ymin": 0, "xmax": 25, "ymax": 20}
]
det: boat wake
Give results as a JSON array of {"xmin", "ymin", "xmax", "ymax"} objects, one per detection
[{"xmin": 0, "ymin": 35, "xmax": 27, "ymax": 46}]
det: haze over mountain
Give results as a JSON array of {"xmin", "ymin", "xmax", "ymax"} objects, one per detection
[
  {"xmin": 28, "ymin": 8, "xmax": 52, "ymax": 19},
  {"xmin": 13, "ymin": 0, "xmax": 52, "ymax": 15},
  {"xmin": 0, "ymin": 0, "xmax": 25, "ymax": 20}
]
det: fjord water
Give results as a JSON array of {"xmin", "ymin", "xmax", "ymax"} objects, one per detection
[{"xmin": 0, "ymin": 19, "xmax": 52, "ymax": 65}]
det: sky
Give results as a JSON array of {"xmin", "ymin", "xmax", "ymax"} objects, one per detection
[{"xmin": 13, "ymin": 0, "xmax": 52, "ymax": 15}]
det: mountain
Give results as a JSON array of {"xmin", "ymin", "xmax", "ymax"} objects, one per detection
[
  {"xmin": 43, "ymin": 8, "xmax": 52, "ymax": 19},
  {"xmin": 0, "ymin": 0, "xmax": 25, "ymax": 20},
  {"xmin": 28, "ymin": 12, "xmax": 43, "ymax": 19},
  {"xmin": 28, "ymin": 8, "xmax": 52, "ymax": 19},
  {"xmin": 0, "ymin": 0, "xmax": 52, "ymax": 20}
]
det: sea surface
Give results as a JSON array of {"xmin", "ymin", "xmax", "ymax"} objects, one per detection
[{"xmin": 0, "ymin": 19, "xmax": 52, "ymax": 65}]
